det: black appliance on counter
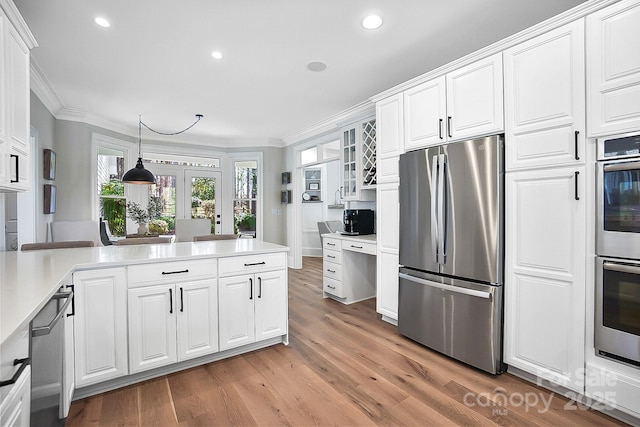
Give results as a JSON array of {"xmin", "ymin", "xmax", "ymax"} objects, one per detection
[{"xmin": 342, "ymin": 209, "xmax": 375, "ymax": 235}]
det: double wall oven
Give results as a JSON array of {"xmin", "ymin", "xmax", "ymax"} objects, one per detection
[{"xmin": 596, "ymin": 131, "xmax": 640, "ymax": 366}]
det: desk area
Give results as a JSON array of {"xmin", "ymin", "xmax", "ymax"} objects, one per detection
[{"xmin": 321, "ymin": 233, "xmax": 376, "ymax": 304}]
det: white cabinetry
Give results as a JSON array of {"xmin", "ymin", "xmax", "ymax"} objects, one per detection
[
  {"xmin": 404, "ymin": 53, "xmax": 504, "ymax": 151},
  {"xmin": 504, "ymin": 19, "xmax": 585, "ymax": 170},
  {"xmin": 0, "ymin": 325, "xmax": 30, "ymax": 427},
  {"xmin": 375, "ymin": 183, "xmax": 399, "ymax": 324},
  {"xmin": 127, "ymin": 260, "xmax": 218, "ymax": 374},
  {"xmin": 503, "ymin": 20, "xmax": 588, "ymax": 393},
  {"xmin": 218, "ymin": 253, "xmax": 288, "ymax": 351},
  {"xmin": 375, "ymin": 93, "xmax": 404, "ymax": 184},
  {"xmin": 0, "ymin": 6, "xmax": 35, "ymax": 192},
  {"xmin": 587, "ymin": 0, "xmax": 640, "ymax": 136},
  {"xmin": 505, "ymin": 167, "xmax": 586, "ymax": 392},
  {"xmin": 340, "ymin": 117, "xmax": 376, "ymax": 201},
  {"xmin": 62, "ymin": 285, "xmax": 75, "ymax": 418},
  {"xmin": 73, "ymin": 268, "xmax": 128, "ymax": 387}
]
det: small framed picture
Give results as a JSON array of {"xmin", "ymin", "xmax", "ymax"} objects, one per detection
[
  {"xmin": 281, "ymin": 190, "xmax": 292, "ymax": 204},
  {"xmin": 43, "ymin": 149, "xmax": 56, "ymax": 180},
  {"xmin": 308, "ymin": 182, "xmax": 320, "ymax": 191},
  {"xmin": 281, "ymin": 172, "xmax": 291, "ymax": 185},
  {"xmin": 44, "ymin": 184, "xmax": 56, "ymax": 214}
]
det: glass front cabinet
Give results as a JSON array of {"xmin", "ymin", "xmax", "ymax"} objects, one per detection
[{"xmin": 340, "ymin": 117, "xmax": 377, "ymax": 201}]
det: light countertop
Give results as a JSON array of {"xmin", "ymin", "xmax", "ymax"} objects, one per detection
[
  {"xmin": 321, "ymin": 233, "xmax": 377, "ymax": 244},
  {"xmin": 1, "ymin": 240, "xmax": 289, "ymax": 346}
]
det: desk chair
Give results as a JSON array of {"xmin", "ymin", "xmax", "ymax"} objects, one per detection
[
  {"xmin": 21, "ymin": 241, "xmax": 95, "ymax": 251},
  {"xmin": 325, "ymin": 220, "xmax": 344, "ymax": 233},
  {"xmin": 193, "ymin": 234, "xmax": 238, "ymax": 241}
]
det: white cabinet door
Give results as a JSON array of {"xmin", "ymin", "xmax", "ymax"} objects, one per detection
[
  {"xmin": 128, "ymin": 284, "xmax": 177, "ymax": 374},
  {"xmin": 505, "ymin": 19, "xmax": 585, "ymax": 171},
  {"xmin": 176, "ymin": 280, "xmax": 219, "ymax": 361},
  {"xmin": 0, "ymin": 365, "xmax": 30, "ymax": 427},
  {"xmin": 219, "ymin": 274, "xmax": 255, "ymax": 351},
  {"xmin": 404, "ymin": 76, "xmax": 446, "ymax": 150},
  {"xmin": 446, "ymin": 53, "xmax": 504, "ymax": 141},
  {"xmin": 73, "ymin": 268, "xmax": 128, "ymax": 387},
  {"xmin": 376, "ymin": 183, "xmax": 399, "ymax": 322},
  {"xmin": 587, "ymin": 0, "xmax": 640, "ymax": 136},
  {"xmin": 61, "ymin": 293, "xmax": 75, "ymax": 418},
  {"xmin": 254, "ymin": 270, "xmax": 288, "ymax": 341},
  {"xmin": 505, "ymin": 167, "xmax": 586, "ymax": 392},
  {"xmin": 376, "ymin": 94, "xmax": 404, "ymax": 183},
  {"xmin": 340, "ymin": 118, "xmax": 376, "ymax": 201}
]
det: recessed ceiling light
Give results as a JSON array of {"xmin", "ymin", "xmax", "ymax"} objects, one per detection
[
  {"xmin": 307, "ymin": 60, "xmax": 327, "ymax": 72},
  {"xmin": 211, "ymin": 51, "xmax": 223, "ymax": 60},
  {"xmin": 94, "ymin": 17, "xmax": 110, "ymax": 28},
  {"xmin": 362, "ymin": 14, "xmax": 382, "ymax": 30}
]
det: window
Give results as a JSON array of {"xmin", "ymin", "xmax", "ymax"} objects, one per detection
[
  {"xmin": 150, "ymin": 175, "xmax": 177, "ymax": 233},
  {"xmin": 234, "ymin": 160, "xmax": 258, "ymax": 237},
  {"xmin": 300, "ymin": 147, "xmax": 318, "ymax": 165},
  {"xmin": 97, "ymin": 146, "xmax": 127, "ymax": 236}
]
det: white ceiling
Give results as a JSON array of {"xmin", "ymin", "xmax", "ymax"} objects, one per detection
[{"xmin": 14, "ymin": 0, "xmax": 587, "ymax": 146}]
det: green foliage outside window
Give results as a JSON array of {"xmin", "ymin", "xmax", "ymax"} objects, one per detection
[{"xmin": 100, "ymin": 179, "xmax": 126, "ymax": 236}]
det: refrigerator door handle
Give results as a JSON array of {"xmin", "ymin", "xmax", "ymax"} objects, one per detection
[
  {"xmin": 436, "ymin": 154, "xmax": 447, "ymax": 264},
  {"xmin": 399, "ymin": 273, "xmax": 493, "ymax": 300},
  {"xmin": 430, "ymin": 155, "xmax": 439, "ymax": 264}
]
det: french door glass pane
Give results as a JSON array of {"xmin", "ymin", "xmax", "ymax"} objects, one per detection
[
  {"xmin": 190, "ymin": 176, "xmax": 216, "ymax": 234},
  {"xmin": 151, "ymin": 175, "xmax": 177, "ymax": 233}
]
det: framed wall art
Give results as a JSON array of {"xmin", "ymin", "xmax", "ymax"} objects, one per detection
[
  {"xmin": 43, "ymin": 149, "xmax": 56, "ymax": 180},
  {"xmin": 44, "ymin": 184, "xmax": 56, "ymax": 214},
  {"xmin": 281, "ymin": 172, "xmax": 291, "ymax": 185}
]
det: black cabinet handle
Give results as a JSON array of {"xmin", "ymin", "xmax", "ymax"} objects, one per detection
[
  {"xmin": 574, "ymin": 131, "xmax": 580, "ymax": 161},
  {"xmin": 326, "ymin": 242, "xmax": 335, "ymax": 246},
  {"xmin": 180, "ymin": 287, "xmax": 184, "ymax": 312},
  {"xmin": 327, "ymin": 269, "xmax": 336, "ymax": 273},
  {"xmin": 66, "ymin": 285, "xmax": 75, "ymax": 317},
  {"xmin": 249, "ymin": 278, "xmax": 253, "ymax": 300},
  {"xmin": 169, "ymin": 288, "xmax": 173, "ymax": 314},
  {"xmin": 438, "ymin": 119, "xmax": 443, "ymax": 140},
  {"xmin": 244, "ymin": 261, "xmax": 266, "ymax": 267},
  {"xmin": 10, "ymin": 154, "xmax": 18, "ymax": 183},
  {"xmin": 162, "ymin": 269, "xmax": 189, "ymax": 275},
  {"xmin": 258, "ymin": 277, "xmax": 262, "ymax": 299},
  {"xmin": 447, "ymin": 116, "xmax": 452, "ymax": 138},
  {"xmin": 0, "ymin": 358, "xmax": 30, "ymax": 387},
  {"xmin": 574, "ymin": 171, "xmax": 580, "ymax": 201},
  {"xmin": 350, "ymin": 245, "xmax": 363, "ymax": 249}
]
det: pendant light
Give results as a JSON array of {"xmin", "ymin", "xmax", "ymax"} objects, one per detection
[{"xmin": 122, "ymin": 114, "xmax": 203, "ymax": 185}]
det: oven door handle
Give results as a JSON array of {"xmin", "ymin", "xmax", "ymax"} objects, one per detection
[
  {"xmin": 31, "ymin": 289, "xmax": 74, "ymax": 337},
  {"xmin": 603, "ymin": 160, "xmax": 640, "ymax": 172},
  {"xmin": 603, "ymin": 261, "xmax": 640, "ymax": 275}
]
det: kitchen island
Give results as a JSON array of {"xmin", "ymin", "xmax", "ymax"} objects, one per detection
[{"xmin": 0, "ymin": 240, "xmax": 289, "ymax": 423}]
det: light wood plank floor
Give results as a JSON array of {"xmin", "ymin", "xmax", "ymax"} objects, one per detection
[{"xmin": 67, "ymin": 257, "xmax": 626, "ymax": 426}]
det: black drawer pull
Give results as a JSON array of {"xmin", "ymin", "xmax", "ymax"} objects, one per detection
[
  {"xmin": 350, "ymin": 245, "xmax": 363, "ymax": 249},
  {"xmin": 327, "ymin": 285, "xmax": 336, "ymax": 290},
  {"xmin": 0, "ymin": 358, "xmax": 30, "ymax": 387},
  {"xmin": 326, "ymin": 242, "xmax": 336, "ymax": 246},
  {"xmin": 162, "ymin": 269, "xmax": 189, "ymax": 275},
  {"xmin": 244, "ymin": 261, "xmax": 266, "ymax": 267},
  {"xmin": 327, "ymin": 269, "xmax": 336, "ymax": 273},
  {"xmin": 327, "ymin": 254, "xmax": 336, "ymax": 258}
]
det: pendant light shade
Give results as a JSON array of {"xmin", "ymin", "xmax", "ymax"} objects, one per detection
[
  {"xmin": 121, "ymin": 114, "xmax": 202, "ymax": 185},
  {"xmin": 122, "ymin": 157, "xmax": 156, "ymax": 184}
]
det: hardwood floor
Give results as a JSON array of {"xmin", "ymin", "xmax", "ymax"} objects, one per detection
[{"xmin": 67, "ymin": 257, "xmax": 626, "ymax": 426}]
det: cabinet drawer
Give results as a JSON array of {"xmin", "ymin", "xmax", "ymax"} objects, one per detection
[
  {"xmin": 323, "ymin": 261, "xmax": 342, "ymax": 281},
  {"xmin": 343, "ymin": 241, "xmax": 376, "ymax": 255},
  {"xmin": 323, "ymin": 249, "xmax": 342, "ymax": 264},
  {"xmin": 323, "ymin": 276, "xmax": 344, "ymax": 298},
  {"xmin": 128, "ymin": 259, "xmax": 217, "ymax": 287},
  {"xmin": 323, "ymin": 237, "xmax": 341, "ymax": 251},
  {"xmin": 218, "ymin": 252, "xmax": 287, "ymax": 277}
]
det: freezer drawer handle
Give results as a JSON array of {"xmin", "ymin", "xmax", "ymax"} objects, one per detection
[
  {"xmin": 0, "ymin": 358, "xmax": 30, "ymax": 387},
  {"xmin": 399, "ymin": 273, "xmax": 493, "ymax": 300},
  {"xmin": 32, "ymin": 289, "xmax": 74, "ymax": 337}
]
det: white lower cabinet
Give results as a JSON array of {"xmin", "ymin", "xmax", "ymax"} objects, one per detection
[
  {"xmin": 0, "ymin": 365, "xmax": 30, "ymax": 427},
  {"xmin": 73, "ymin": 268, "xmax": 128, "ymax": 387},
  {"xmin": 128, "ymin": 279, "xmax": 218, "ymax": 374},
  {"xmin": 219, "ymin": 270, "xmax": 287, "ymax": 351},
  {"xmin": 0, "ymin": 324, "xmax": 30, "ymax": 427},
  {"xmin": 505, "ymin": 167, "xmax": 586, "ymax": 392},
  {"xmin": 376, "ymin": 183, "xmax": 399, "ymax": 323}
]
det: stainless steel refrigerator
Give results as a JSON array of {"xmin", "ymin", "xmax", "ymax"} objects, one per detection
[{"xmin": 398, "ymin": 134, "xmax": 504, "ymax": 374}]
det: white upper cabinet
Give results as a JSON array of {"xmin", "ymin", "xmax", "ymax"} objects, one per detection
[
  {"xmin": 340, "ymin": 117, "xmax": 376, "ymax": 201},
  {"xmin": 504, "ymin": 19, "xmax": 585, "ymax": 171},
  {"xmin": 0, "ymin": 6, "xmax": 35, "ymax": 192},
  {"xmin": 375, "ymin": 93, "xmax": 403, "ymax": 183},
  {"xmin": 587, "ymin": 0, "xmax": 640, "ymax": 137},
  {"xmin": 403, "ymin": 53, "xmax": 504, "ymax": 152}
]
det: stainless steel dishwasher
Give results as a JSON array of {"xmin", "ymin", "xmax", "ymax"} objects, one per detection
[{"xmin": 30, "ymin": 286, "xmax": 73, "ymax": 427}]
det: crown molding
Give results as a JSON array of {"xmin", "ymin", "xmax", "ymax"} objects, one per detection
[
  {"xmin": 0, "ymin": 0, "xmax": 37, "ymax": 48},
  {"xmin": 370, "ymin": 0, "xmax": 619, "ymax": 103},
  {"xmin": 282, "ymin": 100, "xmax": 375, "ymax": 146},
  {"xmin": 30, "ymin": 60, "xmax": 64, "ymax": 115}
]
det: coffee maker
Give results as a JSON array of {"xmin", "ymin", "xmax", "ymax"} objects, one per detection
[{"xmin": 342, "ymin": 209, "xmax": 375, "ymax": 235}]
